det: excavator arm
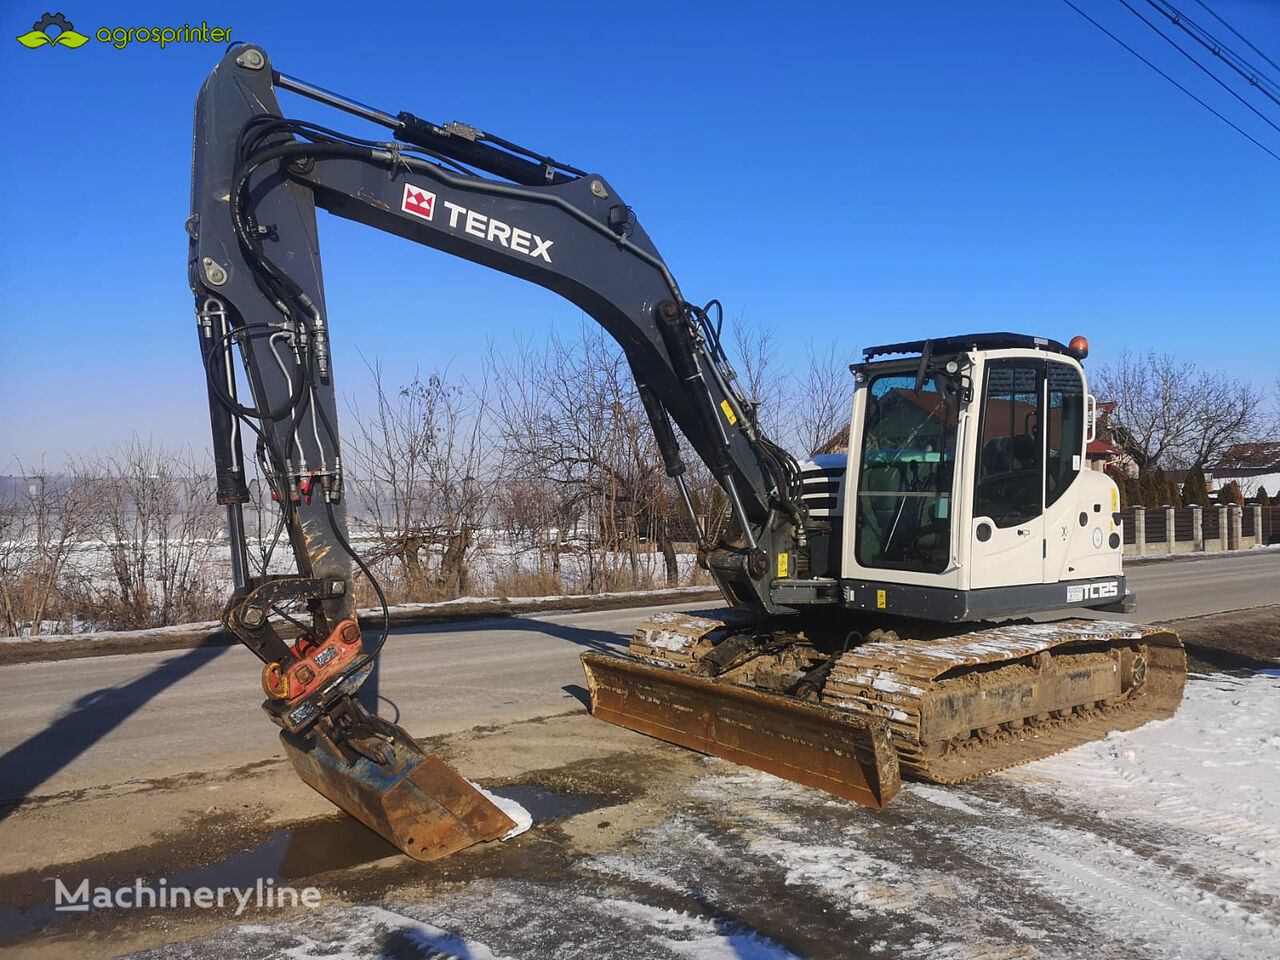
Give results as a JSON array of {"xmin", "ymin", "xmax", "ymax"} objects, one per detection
[
  {"xmin": 191, "ymin": 45, "xmax": 804, "ymax": 639},
  {"xmin": 188, "ymin": 44, "xmax": 812, "ymax": 858}
]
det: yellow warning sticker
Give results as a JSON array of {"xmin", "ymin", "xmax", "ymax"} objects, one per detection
[
  {"xmin": 777, "ymin": 553, "xmax": 788, "ymax": 578},
  {"xmin": 876, "ymin": 589, "xmax": 887, "ymax": 609},
  {"xmin": 720, "ymin": 399, "xmax": 737, "ymax": 425}
]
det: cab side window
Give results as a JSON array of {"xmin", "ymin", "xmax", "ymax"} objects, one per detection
[
  {"xmin": 1045, "ymin": 362, "xmax": 1084, "ymax": 506},
  {"xmin": 975, "ymin": 361, "xmax": 1042, "ymax": 528}
]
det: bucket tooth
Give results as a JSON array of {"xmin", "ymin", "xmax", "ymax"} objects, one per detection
[
  {"xmin": 582, "ymin": 651, "xmax": 900, "ymax": 808},
  {"xmin": 280, "ymin": 699, "xmax": 515, "ymax": 861}
]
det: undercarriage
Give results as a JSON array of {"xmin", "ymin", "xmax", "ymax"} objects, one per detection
[{"xmin": 582, "ymin": 612, "xmax": 1186, "ymax": 804}]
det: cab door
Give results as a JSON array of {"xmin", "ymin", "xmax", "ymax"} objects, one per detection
[
  {"xmin": 970, "ymin": 359, "xmax": 1044, "ymax": 587},
  {"xmin": 1042, "ymin": 360, "xmax": 1089, "ymax": 581}
]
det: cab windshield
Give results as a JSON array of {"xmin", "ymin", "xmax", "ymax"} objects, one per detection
[{"xmin": 854, "ymin": 370, "xmax": 957, "ymax": 573}]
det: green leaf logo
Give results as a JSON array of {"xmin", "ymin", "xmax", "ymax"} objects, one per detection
[
  {"xmin": 15, "ymin": 29, "xmax": 51, "ymax": 47},
  {"xmin": 16, "ymin": 14, "xmax": 88, "ymax": 50},
  {"xmin": 53, "ymin": 29, "xmax": 89, "ymax": 48}
]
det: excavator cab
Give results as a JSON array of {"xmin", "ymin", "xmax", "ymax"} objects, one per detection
[{"xmin": 839, "ymin": 333, "xmax": 1132, "ymax": 620}]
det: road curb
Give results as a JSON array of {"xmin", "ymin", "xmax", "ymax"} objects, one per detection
[
  {"xmin": 1124, "ymin": 544, "xmax": 1280, "ymax": 566},
  {"xmin": 0, "ymin": 588, "xmax": 725, "ymax": 666}
]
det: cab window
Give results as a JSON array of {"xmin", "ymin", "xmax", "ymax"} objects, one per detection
[
  {"xmin": 1045, "ymin": 362, "xmax": 1084, "ymax": 506},
  {"xmin": 854, "ymin": 373, "xmax": 956, "ymax": 573},
  {"xmin": 975, "ymin": 361, "xmax": 1042, "ymax": 528}
]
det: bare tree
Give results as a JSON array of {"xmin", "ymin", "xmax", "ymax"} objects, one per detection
[
  {"xmin": 792, "ymin": 340, "xmax": 853, "ymax": 457},
  {"xmin": 79, "ymin": 440, "xmax": 223, "ymax": 630},
  {"xmin": 730, "ymin": 314, "xmax": 787, "ymax": 440},
  {"xmin": 489, "ymin": 321, "xmax": 679, "ymax": 591},
  {"xmin": 1093, "ymin": 350, "xmax": 1265, "ymax": 470},
  {"xmin": 0, "ymin": 463, "xmax": 95, "ymax": 636},
  {"xmin": 679, "ymin": 439, "xmax": 731, "ymax": 566},
  {"xmin": 348, "ymin": 363, "xmax": 493, "ymax": 602}
]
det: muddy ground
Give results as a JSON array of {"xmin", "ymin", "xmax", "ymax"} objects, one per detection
[{"xmin": 0, "ymin": 606, "xmax": 1276, "ymax": 960}]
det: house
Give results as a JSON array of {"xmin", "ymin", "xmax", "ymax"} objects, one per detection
[
  {"xmin": 1087, "ymin": 401, "xmax": 1137, "ymax": 477},
  {"xmin": 1208, "ymin": 442, "xmax": 1280, "ymax": 499}
]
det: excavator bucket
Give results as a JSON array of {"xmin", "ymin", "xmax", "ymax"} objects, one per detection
[
  {"xmin": 280, "ymin": 711, "xmax": 515, "ymax": 861},
  {"xmin": 581, "ymin": 651, "xmax": 901, "ymax": 807}
]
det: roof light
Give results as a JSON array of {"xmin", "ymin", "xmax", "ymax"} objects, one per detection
[{"xmin": 1068, "ymin": 335, "xmax": 1089, "ymax": 360}]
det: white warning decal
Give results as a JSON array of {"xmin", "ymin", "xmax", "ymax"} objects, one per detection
[{"xmin": 401, "ymin": 183, "xmax": 436, "ymax": 221}]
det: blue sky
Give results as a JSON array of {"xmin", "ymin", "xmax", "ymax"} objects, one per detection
[{"xmin": 1, "ymin": 0, "xmax": 1277, "ymax": 466}]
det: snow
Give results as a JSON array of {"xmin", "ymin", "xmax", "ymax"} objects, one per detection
[
  {"xmin": 646, "ymin": 633, "xmax": 695, "ymax": 652},
  {"xmin": 596, "ymin": 898, "xmax": 801, "ymax": 960},
  {"xmin": 1127, "ymin": 543, "xmax": 1280, "ymax": 564},
  {"xmin": 1003, "ymin": 671, "xmax": 1280, "ymax": 906},
  {"xmin": 906, "ymin": 784, "xmax": 984, "ymax": 817},
  {"xmin": 614, "ymin": 671, "xmax": 1280, "ymax": 959},
  {"xmin": 232, "ymin": 905, "xmax": 515, "ymax": 959},
  {"xmin": 468, "ymin": 782, "xmax": 533, "ymax": 841}
]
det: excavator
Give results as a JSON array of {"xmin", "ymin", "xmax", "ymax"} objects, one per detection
[{"xmin": 189, "ymin": 45, "xmax": 1186, "ymax": 860}]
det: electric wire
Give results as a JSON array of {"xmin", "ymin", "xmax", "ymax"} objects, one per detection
[
  {"xmin": 1118, "ymin": 0, "xmax": 1280, "ymax": 138},
  {"xmin": 1059, "ymin": 0, "xmax": 1280, "ymax": 162},
  {"xmin": 1192, "ymin": 0, "xmax": 1280, "ymax": 77},
  {"xmin": 1143, "ymin": 0, "xmax": 1280, "ymax": 107}
]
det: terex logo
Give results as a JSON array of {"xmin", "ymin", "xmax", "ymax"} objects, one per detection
[
  {"xmin": 443, "ymin": 201, "xmax": 554, "ymax": 262},
  {"xmin": 1066, "ymin": 581, "xmax": 1119, "ymax": 603},
  {"xmin": 397, "ymin": 183, "xmax": 554, "ymax": 262},
  {"xmin": 401, "ymin": 184, "xmax": 436, "ymax": 221}
]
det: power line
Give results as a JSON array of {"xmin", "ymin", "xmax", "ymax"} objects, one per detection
[
  {"xmin": 1192, "ymin": 0, "xmax": 1280, "ymax": 80},
  {"xmin": 1059, "ymin": 0, "xmax": 1280, "ymax": 162},
  {"xmin": 1118, "ymin": 0, "xmax": 1280, "ymax": 138},
  {"xmin": 1175, "ymin": 0, "xmax": 1280, "ymax": 100},
  {"xmin": 1144, "ymin": 0, "xmax": 1280, "ymax": 109}
]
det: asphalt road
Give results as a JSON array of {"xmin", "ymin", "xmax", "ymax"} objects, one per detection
[{"xmin": 1, "ymin": 551, "xmax": 1277, "ymax": 804}]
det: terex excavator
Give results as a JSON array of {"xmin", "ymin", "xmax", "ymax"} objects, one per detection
[{"xmin": 190, "ymin": 45, "xmax": 1186, "ymax": 860}]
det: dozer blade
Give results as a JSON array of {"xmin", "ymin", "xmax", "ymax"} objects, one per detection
[
  {"xmin": 581, "ymin": 651, "xmax": 901, "ymax": 808},
  {"xmin": 280, "ymin": 709, "xmax": 515, "ymax": 862}
]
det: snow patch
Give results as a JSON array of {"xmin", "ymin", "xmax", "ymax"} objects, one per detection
[
  {"xmin": 907, "ymin": 783, "xmax": 983, "ymax": 816},
  {"xmin": 1003, "ymin": 672, "xmax": 1280, "ymax": 900},
  {"xmin": 468, "ymin": 782, "xmax": 533, "ymax": 840},
  {"xmin": 228, "ymin": 905, "xmax": 514, "ymax": 959},
  {"xmin": 598, "ymin": 898, "xmax": 802, "ymax": 960}
]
